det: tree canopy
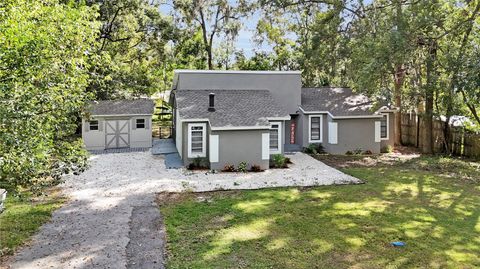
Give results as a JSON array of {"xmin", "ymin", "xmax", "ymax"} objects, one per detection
[{"xmin": 1, "ymin": 0, "xmax": 479, "ymax": 190}]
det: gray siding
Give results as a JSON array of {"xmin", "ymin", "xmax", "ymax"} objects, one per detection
[
  {"xmin": 298, "ymin": 113, "xmax": 381, "ymax": 154},
  {"xmin": 176, "ymin": 73, "xmax": 301, "ymax": 115},
  {"xmin": 211, "ymin": 129, "xmax": 269, "ymax": 171},
  {"xmin": 326, "ymin": 117, "xmax": 380, "ymax": 154}
]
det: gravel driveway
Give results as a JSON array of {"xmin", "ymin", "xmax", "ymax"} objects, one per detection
[{"xmin": 10, "ymin": 152, "xmax": 360, "ymax": 269}]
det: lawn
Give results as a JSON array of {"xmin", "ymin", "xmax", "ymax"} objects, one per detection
[
  {"xmin": 160, "ymin": 153, "xmax": 480, "ymax": 269},
  {"xmin": 0, "ymin": 189, "xmax": 65, "ymax": 259}
]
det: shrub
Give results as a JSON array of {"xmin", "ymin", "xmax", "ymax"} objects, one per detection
[
  {"xmin": 345, "ymin": 150, "xmax": 353, "ymax": 155},
  {"xmin": 272, "ymin": 154, "xmax": 287, "ymax": 168},
  {"xmin": 353, "ymin": 148, "xmax": 363, "ymax": 155},
  {"xmin": 363, "ymin": 150, "xmax": 373, "ymax": 155},
  {"xmin": 285, "ymin": 157, "xmax": 292, "ymax": 164},
  {"xmin": 187, "ymin": 157, "xmax": 209, "ymax": 170},
  {"xmin": 238, "ymin": 161, "xmax": 248, "ymax": 173},
  {"xmin": 250, "ymin": 164, "xmax": 263, "ymax": 172},
  {"xmin": 303, "ymin": 143, "xmax": 325, "ymax": 154},
  {"xmin": 222, "ymin": 164, "xmax": 235, "ymax": 172},
  {"xmin": 381, "ymin": 145, "xmax": 394, "ymax": 153}
]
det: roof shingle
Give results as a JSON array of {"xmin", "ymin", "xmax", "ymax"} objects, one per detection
[
  {"xmin": 175, "ymin": 90, "xmax": 289, "ymax": 128},
  {"xmin": 301, "ymin": 87, "xmax": 375, "ymax": 116},
  {"xmin": 87, "ymin": 99, "xmax": 155, "ymax": 116}
]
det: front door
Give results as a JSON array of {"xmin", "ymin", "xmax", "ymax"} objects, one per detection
[{"xmin": 105, "ymin": 120, "xmax": 130, "ymax": 149}]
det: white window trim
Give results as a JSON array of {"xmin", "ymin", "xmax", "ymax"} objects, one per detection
[
  {"xmin": 187, "ymin": 123, "xmax": 207, "ymax": 158},
  {"xmin": 380, "ymin": 113, "xmax": 389, "ymax": 140},
  {"xmin": 269, "ymin": 122, "xmax": 282, "ymax": 154},
  {"xmin": 308, "ymin": 115, "xmax": 323, "ymax": 143}
]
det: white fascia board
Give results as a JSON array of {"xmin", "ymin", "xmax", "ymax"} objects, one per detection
[
  {"xmin": 299, "ymin": 106, "xmax": 383, "ymax": 119},
  {"xmin": 211, "ymin": 126, "xmax": 270, "ymax": 131},
  {"xmin": 174, "ymin": 69, "xmax": 302, "ymax": 75},
  {"xmin": 267, "ymin": 116, "xmax": 291, "ymax": 121},
  {"xmin": 180, "ymin": 118, "xmax": 271, "ymax": 130}
]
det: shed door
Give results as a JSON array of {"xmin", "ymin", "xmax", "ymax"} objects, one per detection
[{"xmin": 105, "ymin": 120, "xmax": 130, "ymax": 149}]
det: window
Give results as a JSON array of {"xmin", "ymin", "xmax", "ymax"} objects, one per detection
[
  {"xmin": 380, "ymin": 113, "xmax": 389, "ymax": 139},
  {"xmin": 269, "ymin": 122, "xmax": 281, "ymax": 153},
  {"xmin": 136, "ymin": 118, "xmax": 145, "ymax": 129},
  {"xmin": 188, "ymin": 123, "xmax": 206, "ymax": 158},
  {"xmin": 309, "ymin": 115, "xmax": 322, "ymax": 142},
  {"xmin": 89, "ymin": 120, "xmax": 99, "ymax": 131}
]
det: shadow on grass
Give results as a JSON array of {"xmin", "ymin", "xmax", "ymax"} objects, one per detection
[{"xmin": 160, "ymin": 166, "xmax": 480, "ymax": 269}]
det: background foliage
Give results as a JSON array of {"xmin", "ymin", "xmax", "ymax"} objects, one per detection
[{"xmin": 1, "ymin": 0, "xmax": 479, "ymax": 191}]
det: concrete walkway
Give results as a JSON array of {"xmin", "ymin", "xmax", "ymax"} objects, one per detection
[{"xmin": 10, "ymin": 152, "xmax": 360, "ymax": 269}]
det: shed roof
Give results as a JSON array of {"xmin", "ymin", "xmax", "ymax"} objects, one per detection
[
  {"xmin": 301, "ymin": 87, "xmax": 376, "ymax": 116},
  {"xmin": 175, "ymin": 90, "xmax": 289, "ymax": 128},
  {"xmin": 87, "ymin": 99, "xmax": 155, "ymax": 116}
]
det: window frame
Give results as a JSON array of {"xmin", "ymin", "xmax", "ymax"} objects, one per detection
[
  {"xmin": 89, "ymin": 120, "xmax": 99, "ymax": 131},
  {"xmin": 187, "ymin": 123, "xmax": 207, "ymax": 158},
  {"xmin": 308, "ymin": 115, "xmax": 323, "ymax": 143},
  {"xmin": 269, "ymin": 122, "xmax": 281, "ymax": 154},
  {"xmin": 380, "ymin": 113, "xmax": 389, "ymax": 140},
  {"xmin": 136, "ymin": 118, "xmax": 146, "ymax": 129}
]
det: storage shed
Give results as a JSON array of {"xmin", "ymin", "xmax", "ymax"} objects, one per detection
[{"xmin": 82, "ymin": 99, "xmax": 155, "ymax": 150}]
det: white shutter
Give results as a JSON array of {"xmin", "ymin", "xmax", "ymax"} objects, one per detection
[
  {"xmin": 328, "ymin": 122, "xmax": 338, "ymax": 144},
  {"xmin": 262, "ymin": 133, "xmax": 270, "ymax": 160},
  {"xmin": 375, "ymin": 121, "xmax": 381, "ymax": 142},
  {"xmin": 209, "ymin": 135, "xmax": 219, "ymax": 163},
  {"xmin": 145, "ymin": 118, "xmax": 150, "ymax": 129},
  {"xmin": 132, "ymin": 118, "xmax": 137, "ymax": 130}
]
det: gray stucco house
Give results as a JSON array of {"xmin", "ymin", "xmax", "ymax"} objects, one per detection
[{"xmin": 170, "ymin": 70, "xmax": 396, "ymax": 170}]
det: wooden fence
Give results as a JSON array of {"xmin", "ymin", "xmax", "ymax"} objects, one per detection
[{"xmin": 401, "ymin": 112, "xmax": 480, "ymax": 159}]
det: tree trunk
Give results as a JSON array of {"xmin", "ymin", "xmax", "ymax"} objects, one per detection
[
  {"xmin": 423, "ymin": 42, "xmax": 437, "ymax": 154},
  {"xmin": 394, "ymin": 65, "xmax": 405, "ymax": 146}
]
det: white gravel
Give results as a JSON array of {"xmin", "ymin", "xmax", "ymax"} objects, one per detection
[{"xmin": 11, "ymin": 151, "xmax": 360, "ymax": 269}]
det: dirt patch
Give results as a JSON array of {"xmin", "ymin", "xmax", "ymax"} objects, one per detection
[{"xmin": 311, "ymin": 147, "xmax": 422, "ymax": 169}]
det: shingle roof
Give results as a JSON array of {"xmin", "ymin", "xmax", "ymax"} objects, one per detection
[
  {"xmin": 301, "ymin": 87, "xmax": 376, "ymax": 116},
  {"xmin": 175, "ymin": 90, "xmax": 289, "ymax": 128},
  {"xmin": 87, "ymin": 99, "xmax": 155, "ymax": 116}
]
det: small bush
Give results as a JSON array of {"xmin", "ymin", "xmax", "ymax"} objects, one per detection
[
  {"xmin": 187, "ymin": 157, "xmax": 209, "ymax": 170},
  {"xmin": 222, "ymin": 164, "xmax": 235, "ymax": 172},
  {"xmin": 381, "ymin": 145, "xmax": 394, "ymax": 153},
  {"xmin": 285, "ymin": 157, "xmax": 292, "ymax": 164},
  {"xmin": 303, "ymin": 143, "xmax": 324, "ymax": 154},
  {"xmin": 353, "ymin": 148, "xmax": 363, "ymax": 155},
  {"xmin": 271, "ymin": 154, "xmax": 287, "ymax": 168},
  {"xmin": 250, "ymin": 164, "xmax": 263, "ymax": 172},
  {"xmin": 238, "ymin": 161, "xmax": 248, "ymax": 173},
  {"xmin": 363, "ymin": 150, "xmax": 373, "ymax": 155},
  {"xmin": 345, "ymin": 150, "xmax": 353, "ymax": 155}
]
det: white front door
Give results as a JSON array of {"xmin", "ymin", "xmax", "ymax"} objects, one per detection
[{"xmin": 105, "ymin": 120, "xmax": 130, "ymax": 149}]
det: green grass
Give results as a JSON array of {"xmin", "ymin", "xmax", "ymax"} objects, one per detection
[
  {"xmin": 0, "ymin": 190, "xmax": 65, "ymax": 258},
  {"xmin": 161, "ymin": 156, "xmax": 480, "ymax": 268}
]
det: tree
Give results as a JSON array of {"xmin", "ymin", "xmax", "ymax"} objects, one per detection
[
  {"xmin": 0, "ymin": 0, "xmax": 99, "ymax": 191},
  {"xmin": 86, "ymin": 0, "xmax": 176, "ymax": 99},
  {"xmin": 174, "ymin": 0, "xmax": 253, "ymax": 70}
]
